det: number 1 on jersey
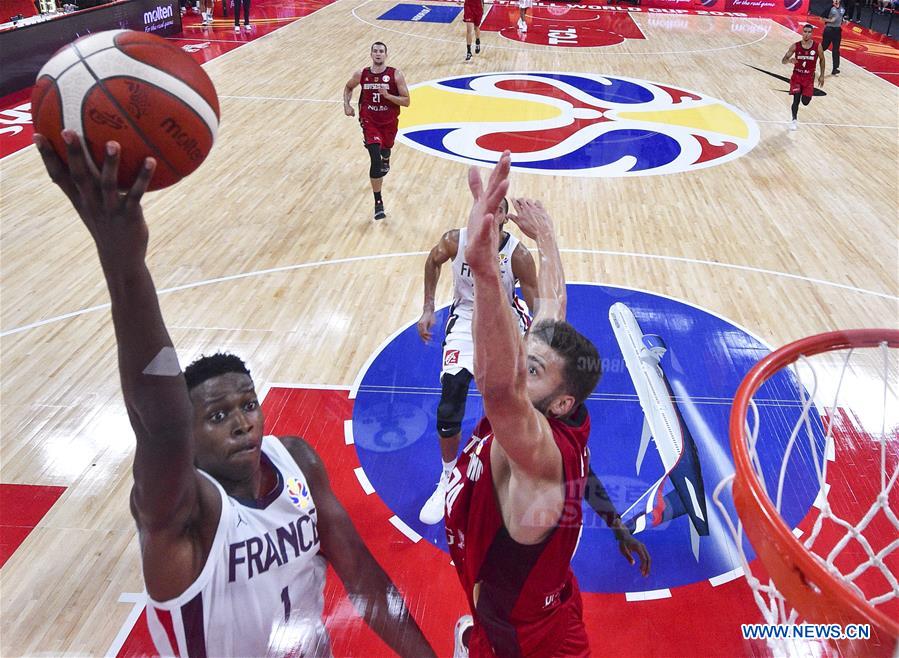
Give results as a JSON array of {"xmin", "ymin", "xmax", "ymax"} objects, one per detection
[{"xmin": 281, "ymin": 585, "xmax": 291, "ymax": 621}]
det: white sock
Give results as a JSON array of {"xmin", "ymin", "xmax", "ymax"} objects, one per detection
[{"xmin": 442, "ymin": 458, "xmax": 457, "ymax": 477}]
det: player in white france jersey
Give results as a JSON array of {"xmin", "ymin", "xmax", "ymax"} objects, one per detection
[
  {"xmin": 33, "ymin": 131, "xmax": 436, "ymax": 658},
  {"xmin": 416, "ymin": 198, "xmax": 536, "ymax": 525}
]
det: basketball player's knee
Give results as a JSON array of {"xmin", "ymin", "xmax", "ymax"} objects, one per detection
[
  {"xmin": 366, "ymin": 143, "xmax": 385, "ymax": 178},
  {"xmin": 436, "ymin": 370, "xmax": 472, "ymax": 437},
  {"xmin": 381, "ymin": 148, "xmax": 391, "ymax": 160},
  {"xmin": 801, "ymin": 96, "xmax": 812, "ymax": 106}
]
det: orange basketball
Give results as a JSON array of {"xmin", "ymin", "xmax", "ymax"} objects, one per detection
[{"xmin": 32, "ymin": 30, "xmax": 220, "ymax": 191}]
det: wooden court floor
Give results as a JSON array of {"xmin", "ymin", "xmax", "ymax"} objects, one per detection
[{"xmin": 1, "ymin": 1, "xmax": 897, "ymax": 655}]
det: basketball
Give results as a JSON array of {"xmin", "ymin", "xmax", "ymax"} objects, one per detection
[{"xmin": 31, "ymin": 30, "xmax": 220, "ymax": 191}]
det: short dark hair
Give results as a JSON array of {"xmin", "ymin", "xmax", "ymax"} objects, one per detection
[
  {"xmin": 803, "ymin": 23, "xmax": 814, "ymax": 29},
  {"xmin": 530, "ymin": 320, "xmax": 602, "ymax": 406},
  {"xmin": 371, "ymin": 41, "xmax": 387, "ymax": 53},
  {"xmin": 184, "ymin": 353, "xmax": 252, "ymax": 391}
]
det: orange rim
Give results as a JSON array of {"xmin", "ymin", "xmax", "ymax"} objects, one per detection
[{"xmin": 729, "ymin": 329, "xmax": 899, "ymax": 638}]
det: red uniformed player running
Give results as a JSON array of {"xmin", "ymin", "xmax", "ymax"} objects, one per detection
[
  {"xmin": 463, "ymin": 0, "xmax": 483, "ymax": 61},
  {"xmin": 343, "ymin": 42, "xmax": 410, "ymax": 220},
  {"xmin": 782, "ymin": 24, "xmax": 825, "ymax": 131}
]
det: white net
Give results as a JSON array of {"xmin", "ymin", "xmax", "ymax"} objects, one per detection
[{"xmin": 713, "ymin": 338, "xmax": 899, "ymax": 655}]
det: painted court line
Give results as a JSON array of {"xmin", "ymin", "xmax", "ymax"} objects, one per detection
[
  {"xmin": 220, "ymin": 95, "xmax": 343, "ymax": 103},
  {"xmin": 757, "ymin": 119, "xmax": 897, "ymax": 130},
  {"xmin": 625, "ymin": 588, "xmax": 672, "ymax": 601},
  {"xmin": 105, "ymin": 593, "xmax": 148, "ymax": 657},
  {"xmin": 3, "ymin": 250, "xmax": 895, "ymax": 338},
  {"xmin": 709, "ymin": 567, "xmax": 744, "ymax": 586},
  {"xmin": 344, "ymin": 420, "xmax": 355, "ymax": 445},
  {"xmin": 354, "ymin": 467, "xmax": 376, "ymax": 495},
  {"xmin": 388, "ymin": 514, "xmax": 423, "ymax": 543},
  {"xmin": 267, "ymin": 382, "xmax": 351, "ymax": 390}
]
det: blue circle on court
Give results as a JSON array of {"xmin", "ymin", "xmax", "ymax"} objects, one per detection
[{"xmin": 351, "ymin": 284, "xmax": 825, "ymax": 593}]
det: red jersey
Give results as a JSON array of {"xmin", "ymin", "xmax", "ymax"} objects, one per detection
[
  {"xmin": 358, "ymin": 66, "xmax": 400, "ymax": 126},
  {"xmin": 444, "ymin": 408, "xmax": 592, "ymax": 658},
  {"xmin": 793, "ymin": 39, "xmax": 818, "ymax": 78}
]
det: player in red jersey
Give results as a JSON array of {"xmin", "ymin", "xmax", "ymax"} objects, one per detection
[
  {"xmin": 463, "ymin": 0, "xmax": 484, "ymax": 61},
  {"xmin": 782, "ymin": 24, "xmax": 825, "ymax": 131},
  {"xmin": 444, "ymin": 152, "xmax": 604, "ymax": 657},
  {"xmin": 343, "ymin": 42, "xmax": 410, "ymax": 220}
]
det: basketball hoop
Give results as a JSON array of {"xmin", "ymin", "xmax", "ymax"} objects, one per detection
[{"xmin": 714, "ymin": 329, "xmax": 899, "ymax": 653}]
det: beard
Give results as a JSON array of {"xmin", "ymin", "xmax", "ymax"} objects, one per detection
[{"xmin": 532, "ymin": 390, "xmax": 560, "ymax": 417}]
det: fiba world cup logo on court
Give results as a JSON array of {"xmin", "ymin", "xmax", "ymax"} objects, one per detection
[
  {"xmin": 286, "ymin": 478, "xmax": 310, "ymax": 510},
  {"xmin": 397, "ymin": 73, "xmax": 759, "ymax": 178}
]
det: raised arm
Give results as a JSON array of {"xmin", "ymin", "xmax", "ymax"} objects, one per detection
[
  {"xmin": 284, "ymin": 438, "xmax": 436, "ymax": 658},
  {"xmin": 383, "ymin": 69, "xmax": 411, "ymax": 108},
  {"xmin": 511, "ymin": 242, "xmax": 537, "ymax": 315},
  {"xmin": 343, "ymin": 70, "xmax": 362, "ymax": 117},
  {"xmin": 465, "ymin": 154, "xmax": 560, "ymax": 482},
  {"xmin": 35, "ymin": 132, "xmax": 211, "ymax": 599},
  {"xmin": 509, "ymin": 199, "xmax": 565, "ymax": 324},
  {"xmin": 417, "ymin": 230, "xmax": 459, "ymax": 343}
]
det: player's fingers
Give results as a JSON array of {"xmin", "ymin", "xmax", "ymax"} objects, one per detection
[
  {"xmin": 100, "ymin": 142, "xmax": 121, "ymax": 210},
  {"xmin": 62, "ymin": 130, "xmax": 93, "ymax": 190},
  {"xmin": 484, "ymin": 179, "xmax": 509, "ymax": 214},
  {"xmin": 125, "ymin": 158, "xmax": 156, "ymax": 208},
  {"xmin": 640, "ymin": 546, "xmax": 651, "ymax": 576},
  {"xmin": 486, "ymin": 150, "xmax": 511, "ymax": 192},
  {"xmin": 34, "ymin": 134, "xmax": 80, "ymax": 203},
  {"xmin": 468, "ymin": 166, "xmax": 484, "ymax": 201},
  {"xmin": 62, "ymin": 130, "xmax": 104, "ymax": 216}
]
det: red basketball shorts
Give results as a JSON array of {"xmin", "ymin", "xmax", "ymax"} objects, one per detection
[
  {"xmin": 790, "ymin": 72, "xmax": 814, "ymax": 98},
  {"xmin": 463, "ymin": 0, "xmax": 483, "ymax": 24},
  {"xmin": 360, "ymin": 117, "xmax": 397, "ymax": 149}
]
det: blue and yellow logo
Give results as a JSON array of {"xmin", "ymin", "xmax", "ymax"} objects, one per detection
[
  {"xmin": 285, "ymin": 477, "xmax": 310, "ymax": 510},
  {"xmin": 398, "ymin": 72, "xmax": 759, "ymax": 177}
]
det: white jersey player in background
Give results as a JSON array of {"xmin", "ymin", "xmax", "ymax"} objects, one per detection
[
  {"xmin": 34, "ymin": 130, "xmax": 436, "ymax": 658},
  {"xmin": 416, "ymin": 198, "xmax": 538, "ymax": 524},
  {"xmin": 517, "ymin": 0, "xmax": 533, "ymax": 31}
]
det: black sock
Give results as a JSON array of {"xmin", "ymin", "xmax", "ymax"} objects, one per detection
[
  {"xmin": 374, "ymin": 191, "xmax": 383, "ymax": 203},
  {"xmin": 467, "ymin": 44, "xmax": 471, "ymax": 54},
  {"xmin": 476, "ymin": 38, "xmax": 480, "ymax": 45}
]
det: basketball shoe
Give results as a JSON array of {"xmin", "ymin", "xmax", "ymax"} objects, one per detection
[
  {"xmin": 789, "ymin": 119, "xmax": 798, "ymax": 131},
  {"xmin": 419, "ymin": 471, "xmax": 449, "ymax": 524},
  {"xmin": 453, "ymin": 615, "xmax": 473, "ymax": 658},
  {"xmin": 475, "ymin": 39, "xmax": 481, "ymax": 54},
  {"xmin": 374, "ymin": 200, "xmax": 386, "ymax": 220}
]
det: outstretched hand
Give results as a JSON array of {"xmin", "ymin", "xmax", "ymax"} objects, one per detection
[
  {"xmin": 465, "ymin": 151, "xmax": 511, "ymax": 274},
  {"xmin": 508, "ymin": 198, "xmax": 553, "ymax": 241},
  {"xmin": 34, "ymin": 130, "xmax": 156, "ymax": 272}
]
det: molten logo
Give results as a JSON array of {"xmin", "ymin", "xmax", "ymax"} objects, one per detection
[
  {"xmin": 144, "ymin": 5, "xmax": 173, "ymax": 22},
  {"xmin": 160, "ymin": 117, "xmax": 203, "ymax": 161},
  {"xmin": 87, "ymin": 108, "xmax": 125, "ymax": 129}
]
